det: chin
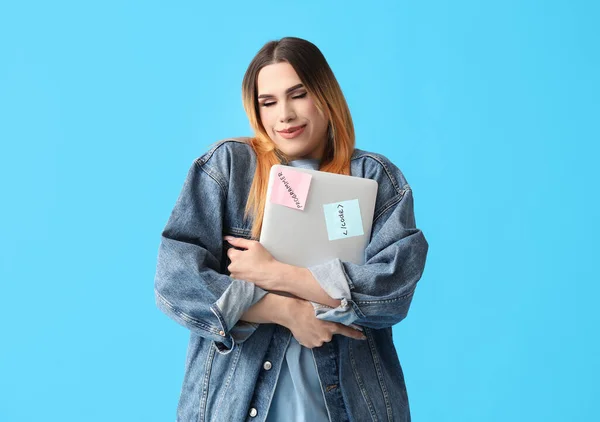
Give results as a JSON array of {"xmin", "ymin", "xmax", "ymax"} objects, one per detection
[
  {"xmin": 275, "ymin": 143, "xmax": 308, "ymax": 158},
  {"xmin": 284, "ymin": 149, "xmax": 311, "ymax": 159}
]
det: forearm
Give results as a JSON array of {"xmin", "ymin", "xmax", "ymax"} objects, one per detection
[
  {"xmin": 239, "ymin": 292, "xmax": 298, "ymax": 327},
  {"xmin": 271, "ymin": 262, "xmax": 342, "ymax": 308}
]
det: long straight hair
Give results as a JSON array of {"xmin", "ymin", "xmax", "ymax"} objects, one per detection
[{"xmin": 241, "ymin": 37, "xmax": 355, "ymax": 239}]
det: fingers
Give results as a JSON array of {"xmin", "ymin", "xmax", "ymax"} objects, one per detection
[
  {"xmin": 226, "ymin": 247, "xmax": 240, "ymax": 259},
  {"xmin": 334, "ymin": 324, "xmax": 367, "ymax": 340},
  {"xmin": 226, "ymin": 247, "xmax": 240, "ymax": 276},
  {"xmin": 294, "ymin": 325, "xmax": 366, "ymax": 349},
  {"xmin": 224, "ymin": 236, "xmax": 255, "ymax": 250}
]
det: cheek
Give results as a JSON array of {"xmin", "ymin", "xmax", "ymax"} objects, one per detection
[
  {"xmin": 258, "ymin": 108, "xmax": 267, "ymax": 123},
  {"xmin": 301, "ymin": 100, "xmax": 325, "ymax": 124},
  {"xmin": 301, "ymin": 97, "xmax": 318, "ymax": 115},
  {"xmin": 306, "ymin": 110, "xmax": 327, "ymax": 134},
  {"xmin": 259, "ymin": 108, "xmax": 276, "ymax": 130}
]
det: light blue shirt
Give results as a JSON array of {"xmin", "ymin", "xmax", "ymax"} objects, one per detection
[{"xmin": 266, "ymin": 158, "xmax": 330, "ymax": 422}]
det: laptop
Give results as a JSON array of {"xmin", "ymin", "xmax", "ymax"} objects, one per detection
[{"xmin": 259, "ymin": 164, "xmax": 378, "ymax": 328}]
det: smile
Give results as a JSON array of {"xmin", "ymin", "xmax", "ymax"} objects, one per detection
[{"xmin": 278, "ymin": 125, "xmax": 306, "ymax": 139}]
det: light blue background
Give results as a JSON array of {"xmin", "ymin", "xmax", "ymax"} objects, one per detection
[{"xmin": 1, "ymin": 1, "xmax": 598, "ymax": 421}]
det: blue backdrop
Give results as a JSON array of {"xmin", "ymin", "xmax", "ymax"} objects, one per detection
[{"xmin": 1, "ymin": 1, "xmax": 598, "ymax": 421}]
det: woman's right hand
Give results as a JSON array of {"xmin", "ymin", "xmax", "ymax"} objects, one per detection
[{"xmin": 283, "ymin": 298, "xmax": 367, "ymax": 348}]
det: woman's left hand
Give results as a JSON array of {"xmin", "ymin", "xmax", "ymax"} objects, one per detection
[{"xmin": 224, "ymin": 236, "xmax": 280, "ymax": 290}]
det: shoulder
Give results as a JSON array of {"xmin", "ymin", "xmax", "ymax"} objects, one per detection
[
  {"xmin": 350, "ymin": 148, "xmax": 413, "ymax": 223},
  {"xmin": 195, "ymin": 136, "xmax": 256, "ymax": 169},
  {"xmin": 351, "ymin": 148, "xmax": 410, "ymax": 195},
  {"xmin": 188, "ymin": 137, "xmax": 256, "ymax": 195}
]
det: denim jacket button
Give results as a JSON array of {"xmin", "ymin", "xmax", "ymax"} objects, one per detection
[
  {"xmin": 249, "ymin": 408, "xmax": 258, "ymax": 417},
  {"xmin": 341, "ymin": 298, "xmax": 349, "ymax": 309},
  {"xmin": 219, "ymin": 330, "xmax": 225, "ymax": 336},
  {"xmin": 263, "ymin": 361, "xmax": 272, "ymax": 370}
]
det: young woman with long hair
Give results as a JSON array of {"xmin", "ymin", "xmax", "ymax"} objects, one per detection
[{"xmin": 155, "ymin": 36, "xmax": 428, "ymax": 422}]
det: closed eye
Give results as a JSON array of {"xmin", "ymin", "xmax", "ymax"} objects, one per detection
[{"xmin": 261, "ymin": 92, "xmax": 307, "ymax": 107}]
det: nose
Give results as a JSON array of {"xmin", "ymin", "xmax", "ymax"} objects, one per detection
[{"xmin": 279, "ymin": 100, "xmax": 296, "ymax": 123}]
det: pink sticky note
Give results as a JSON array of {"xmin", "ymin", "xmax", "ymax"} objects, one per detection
[{"xmin": 270, "ymin": 167, "xmax": 313, "ymax": 210}]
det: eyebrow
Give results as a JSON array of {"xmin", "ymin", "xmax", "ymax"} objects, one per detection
[{"xmin": 258, "ymin": 83, "xmax": 305, "ymax": 100}]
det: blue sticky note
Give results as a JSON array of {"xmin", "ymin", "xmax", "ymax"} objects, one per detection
[{"xmin": 323, "ymin": 199, "xmax": 364, "ymax": 241}]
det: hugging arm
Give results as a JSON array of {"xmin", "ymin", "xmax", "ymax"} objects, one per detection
[
  {"xmin": 306, "ymin": 184, "xmax": 428, "ymax": 330},
  {"xmin": 154, "ymin": 160, "xmax": 269, "ymax": 354}
]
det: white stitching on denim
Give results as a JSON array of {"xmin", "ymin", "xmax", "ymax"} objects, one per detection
[
  {"xmin": 349, "ymin": 337, "xmax": 379, "ymax": 421},
  {"xmin": 351, "ymin": 153, "xmax": 403, "ymax": 194},
  {"xmin": 355, "ymin": 289, "xmax": 416, "ymax": 305},
  {"xmin": 196, "ymin": 137, "xmax": 251, "ymax": 166},
  {"xmin": 212, "ymin": 342, "xmax": 244, "ymax": 419},
  {"xmin": 373, "ymin": 185, "xmax": 410, "ymax": 223},
  {"xmin": 196, "ymin": 161, "xmax": 227, "ymax": 198},
  {"xmin": 310, "ymin": 349, "xmax": 333, "ymax": 422},
  {"xmin": 366, "ymin": 328, "xmax": 394, "ymax": 421},
  {"xmin": 155, "ymin": 289, "xmax": 220, "ymax": 335},
  {"xmin": 198, "ymin": 342, "xmax": 216, "ymax": 422},
  {"xmin": 227, "ymin": 227, "xmax": 251, "ymax": 236}
]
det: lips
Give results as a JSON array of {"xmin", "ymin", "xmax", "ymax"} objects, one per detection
[
  {"xmin": 277, "ymin": 124, "xmax": 306, "ymax": 139},
  {"xmin": 278, "ymin": 125, "xmax": 306, "ymax": 134}
]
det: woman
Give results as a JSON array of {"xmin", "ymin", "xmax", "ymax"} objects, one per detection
[{"xmin": 154, "ymin": 37, "xmax": 428, "ymax": 422}]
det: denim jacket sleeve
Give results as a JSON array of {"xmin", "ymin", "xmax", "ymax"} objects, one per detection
[
  {"xmin": 307, "ymin": 159, "xmax": 429, "ymax": 330},
  {"xmin": 154, "ymin": 158, "xmax": 268, "ymax": 354}
]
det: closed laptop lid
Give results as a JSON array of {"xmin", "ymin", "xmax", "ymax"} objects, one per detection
[{"xmin": 259, "ymin": 164, "xmax": 378, "ymax": 268}]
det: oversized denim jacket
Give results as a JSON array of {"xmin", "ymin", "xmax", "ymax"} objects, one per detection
[{"xmin": 154, "ymin": 137, "xmax": 429, "ymax": 422}]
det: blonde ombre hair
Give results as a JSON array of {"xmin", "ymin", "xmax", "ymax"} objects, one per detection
[{"xmin": 241, "ymin": 37, "xmax": 356, "ymax": 239}]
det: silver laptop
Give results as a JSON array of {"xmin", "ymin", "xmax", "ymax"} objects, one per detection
[{"xmin": 260, "ymin": 164, "xmax": 378, "ymax": 268}]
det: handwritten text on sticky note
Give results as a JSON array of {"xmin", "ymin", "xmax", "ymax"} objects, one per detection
[
  {"xmin": 323, "ymin": 199, "xmax": 364, "ymax": 240},
  {"xmin": 270, "ymin": 167, "xmax": 313, "ymax": 210}
]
